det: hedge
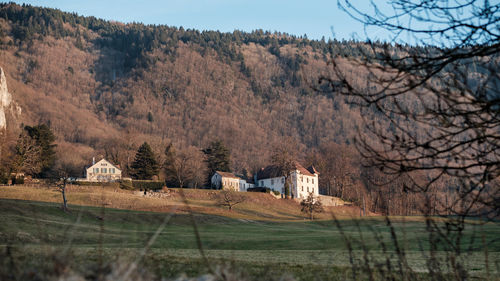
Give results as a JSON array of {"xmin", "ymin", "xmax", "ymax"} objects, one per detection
[
  {"xmin": 70, "ymin": 180, "xmax": 164, "ymax": 191},
  {"xmin": 131, "ymin": 180, "xmax": 164, "ymax": 191},
  {"xmin": 71, "ymin": 181, "xmax": 119, "ymax": 187},
  {"xmin": 11, "ymin": 175, "xmax": 24, "ymax": 185},
  {"xmin": 0, "ymin": 173, "xmax": 8, "ymax": 184},
  {"xmin": 247, "ymin": 187, "xmax": 272, "ymax": 193}
]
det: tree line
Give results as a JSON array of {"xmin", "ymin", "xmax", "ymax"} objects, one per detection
[{"xmin": 0, "ymin": 126, "xmax": 230, "ymax": 189}]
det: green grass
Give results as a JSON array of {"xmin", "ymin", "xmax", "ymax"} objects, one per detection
[{"xmin": 0, "ymin": 198, "xmax": 499, "ymax": 280}]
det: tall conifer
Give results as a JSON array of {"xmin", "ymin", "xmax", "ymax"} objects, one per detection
[{"xmin": 130, "ymin": 142, "xmax": 159, "ymax": 180}]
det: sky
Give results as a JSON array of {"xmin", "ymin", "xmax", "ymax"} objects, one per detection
[{"xmin": 9, "ymin": 0, "xmax": 380, "ymax": 41}]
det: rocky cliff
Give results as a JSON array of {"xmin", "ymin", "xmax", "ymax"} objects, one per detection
[{"xmin": 0, "ymin": 67, "xmax": 20, "ymax": 131}]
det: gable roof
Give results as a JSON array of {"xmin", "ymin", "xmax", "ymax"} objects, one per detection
[
  {"xmin": 215, "ymin": 171, "xmax": 239, "ymax": 179},
  {"xmin": 88, "ymin": 159, "xmax": 122, "ymax": 172},
  {"xmin": 293, "ymin": 162, "xmax": 314, "ymax": 176},
  {"xmin": 256, "ymin": 161, "xmax": 314, "ymax": 180},
  {"xmin": 307, "ymin": 165, "xmax": 319, "ymax": 175}
]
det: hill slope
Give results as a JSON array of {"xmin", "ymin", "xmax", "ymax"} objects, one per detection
[{"xmin": 0, "ymin": 3, "xmax": 368, "ymax": 173}]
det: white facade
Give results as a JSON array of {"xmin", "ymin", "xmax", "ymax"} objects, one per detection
[
  {"xmin": 211, "ymin": 171, "xmax": 255, "ymax": 191},
  {"xmin": 86, "ymin": 159, "xmax": 122, "ymax": 182},
  {"xmin": 256, "ymin": 163, "xmax": 319, "ymax": 199},
  {"xmin": 239, "ymin": 179, "xmax": 255, "ymax": 192},
  {"xmin": 211, "ymin": 171, "xmax": 239, "ymax": 191}
]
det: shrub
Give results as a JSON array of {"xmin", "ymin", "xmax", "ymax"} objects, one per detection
[
  {"xmin": 131, "ymin": 180, "xmax": 164, "ymax": 191},
  {"xmin": 247, "ymin": 187, "xmax": 271, "ymax": 193},
  {"xmin": 272, "ymin": 190, "xmax": 281, "ymax": 196},
  {"xmin": 11, "ymin": 175, "xmax": 24, "ymax": 185},
  {"xmin": 71, "ymin": 181, "xmax": 119, "ymax": 188},
  {"xmin": 120, "ymin": 179, "xmax": 134, "ymax": 190},
  {"xmin": 0, "ymin": 172, "xmax": 8, "ymax": 185}
]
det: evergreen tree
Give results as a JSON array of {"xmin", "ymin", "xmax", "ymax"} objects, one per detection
[
  {"xmin": 202, "ymin": 140, "xmax": 230, "ymax": 186},
  {"xmin": 163, "ymin": 143, "xmax": 177, "ymax": 186},
  {"xmin": 130, "ymin": 142, "xmax": 159, "ymax": 180}
]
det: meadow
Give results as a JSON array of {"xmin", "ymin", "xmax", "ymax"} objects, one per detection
[{"xmin": 0, "ymin": 186, "xmax": 499, "ymax": 280}]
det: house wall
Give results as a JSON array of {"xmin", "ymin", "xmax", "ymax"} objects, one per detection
[
  {"xmin": 295, "ymin": 173, "xmax": 319, "ymax": 199},
  {"xmin": 222, "ymin": 177, "xmax": 240, "ymax": 191},
  {"xmin": 212, "ymin": 173, "xmax": 254, "ymax": 191},
  {"xmin": 211, "ymin": 173, "xmax": 222, "ymax": 189},
  {"xmin": 257, "ymin": 176, "xmax": 286, "ymax": 194},
  {"xmin": 86, "ymin": 159, "xmax": 121, "ymax": 182},
  {"xmin": 257, "ymin": 170, "xmax": 319, "ymax": 199},
  {"xmin": 239, "ymin": 179, "xmax": 254, "ymax": 191}
]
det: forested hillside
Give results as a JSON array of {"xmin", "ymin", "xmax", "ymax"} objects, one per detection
[{"xmin": 0, "ymin": 3, "xmax": 439, "ymax": 215}]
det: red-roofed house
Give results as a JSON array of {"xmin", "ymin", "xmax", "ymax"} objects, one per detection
[{"xmin": 255, "ymin": 162, "xmax": 319, "ymax": 199}]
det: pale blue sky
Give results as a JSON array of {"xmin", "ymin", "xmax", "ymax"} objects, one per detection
[{"xmin": 9, "ymin": 0, "xmax": 379, "ymax": 41}]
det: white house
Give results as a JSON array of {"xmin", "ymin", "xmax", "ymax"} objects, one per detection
[
  {"xmin": 211, "ymin": 171, "xmax": 255, "ymax": 191},
  {"xmin": 86, "ymin": 158, "xmax": 122, "ymax": 182},
  {"xmin": 255, "ymin": 162, "xmax": 319, "ymax": 199}
]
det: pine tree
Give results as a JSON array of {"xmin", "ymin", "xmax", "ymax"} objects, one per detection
[
  {"xmin": 202, "ymin": 140, "xmax": 231, "ymax": 186},
  {"xmin": 130, "ymin": 142, "xmax": 159, "ymax": 180},
  {"xmin": 163, "ymin": 143, "xmax": 177, "ymax": 186}
]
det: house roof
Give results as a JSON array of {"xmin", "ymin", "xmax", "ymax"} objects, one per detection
[
  {"xmin": 293, "ymin": 162, "xmax": 315, "ymax": 176},
  {"xmin": 307, "ymin": 165, "xmax": 320, "ymax": 175},
  {"xmin": 88, "ymin": 159, "xmax": 122, "ymax": 172},
  {"xmin": 215, "ymin": 171, "xmax": 240, "ymax": 179},
  {"xmin": 256, "ymin": 161, "xmax": 315, "ymax": 180}
]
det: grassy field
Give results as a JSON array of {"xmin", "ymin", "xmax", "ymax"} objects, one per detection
[
  {"xmin": 0, "ymin": 186, "xmax": 499, "ymax": 280},
  {"xmin": 0, "ymin": 185, "xmax": 362, "ymax": 220}
]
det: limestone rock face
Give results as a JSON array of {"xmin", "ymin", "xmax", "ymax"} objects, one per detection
[{"xmin": 0, "ymin": 67, "xmax": 21, "ymax": 131}]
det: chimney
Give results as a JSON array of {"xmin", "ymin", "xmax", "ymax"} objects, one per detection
[{"xmin": 92, "ymin": 157, "xmax": 95, "ymax": 165}]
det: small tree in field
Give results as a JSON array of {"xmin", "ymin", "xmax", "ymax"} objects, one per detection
[
  {"xmin": 300, "ymin": 193, "xmax": 323, "ymax": 220},
  {"xmin": 50, "ymin": 154, "xmax": 82, "ymax": 212},
  {"xmin": 213, "ymin": 190, "xmax": 246, "ymax": 211}
]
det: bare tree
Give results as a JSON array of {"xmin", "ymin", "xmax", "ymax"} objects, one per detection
[
  {"xmin": 318, "ymin": 2, "xmax": 500, "ymax": 276},
  {"xmin": 320, "ymin": 1, "xmax": 500, "ymax": 219},
  {"xmin": 271, "ymin": 142, "xmax": 297, "ymax": 199},
  {"xmin": 300, "ymin": 192, "xmax": 323, "ymax": 220},
  {"xmin": 164, "ymin": 144, "xmax": 206, "ymax": 188},
  {"xmin": 50, "ymin": 154, "xmax": 83, "ymax": 212},
  {"xmin": 213, "ymin": 190, "xmax": 246, "ymax": 211},
  {"xmin": 13, "ymin": 130, "xmax": 42, "ymax": 176}
]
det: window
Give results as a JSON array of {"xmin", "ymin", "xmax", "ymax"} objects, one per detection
[
  {"xmin": 281, "ymin": 178, "xmax": 285, "ymax": 184},
  {"xmin": 312, "ymin": 188, "xmax": 314, "ymax": 193},
  {"xmin": 110, "ymin": 168, "xmax": 115, "ymax": 174},
  {"xmin": 94, "ymin": 168, "xmax": 99, "ymax": 174},
  {"xmin": 260, "ymin": 181, "xmax": 263, "ymax": 186},
  {"xmin": 307, "ymin": 187, "xmax": 309, "ymax": 192},
  {"xmin": 301, "ymin": 186, "xmax": 303, "ymax": 192},
  {"xmin": 271, "ymin": 179, "xmax": 274, "ymax": 185},
  {"xmin": 101, "ymin": 168, "xmax": 107, "ymax": 173},
  {"xmin": 301, "ymin": 176, "xmax": 303, "ymax": 182},
  {"xmin": 307, "ymin": 178, "xmax": 309, "ymax": 183}
]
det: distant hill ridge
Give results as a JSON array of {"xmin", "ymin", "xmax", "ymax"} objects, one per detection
[{"xmin": 0, "ymin": 3, "xmax": 417, "ymax": 174}]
